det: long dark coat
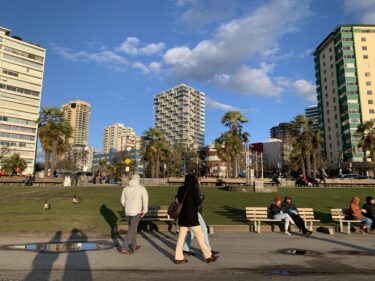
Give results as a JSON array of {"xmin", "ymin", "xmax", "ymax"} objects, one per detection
[{"xmin": 177, "ymin": 184, "xmax": 201, "ymax": 227}]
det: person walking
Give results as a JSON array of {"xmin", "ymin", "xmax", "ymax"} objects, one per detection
[
  {"xmin": 175, "ymin": 174, "xmax": 217, "ymax": 264},
  {"xmin": 350, "ymin": 196, "xmax": 372, "ymax": 233},
  {"xmin": 120, "ymin": 174, "xmax": 148, "ymax": 254},
  {"xmin": 183, "ymin": 178, "xmax": 219, "ymax": 256},
  {"xmin": 281, "ymin": 196, "xmax": 312, "ymax": 237},
  {"xmin": 319, "ymin": 169, "xmax": 328, "ymax": 186},
  {"xmin": 269, "ymin": 196, "xmax": 295, "ymax": 236}
]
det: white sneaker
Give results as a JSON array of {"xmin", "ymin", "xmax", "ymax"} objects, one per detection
[{"xmin": 285, "ymin": 231, "xmax": 291, "ymax": 236}]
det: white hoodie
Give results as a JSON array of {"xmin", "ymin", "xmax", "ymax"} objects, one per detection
[{"xmin": 120, "ymin": 174, "xmax": 149, "ymax": 216}]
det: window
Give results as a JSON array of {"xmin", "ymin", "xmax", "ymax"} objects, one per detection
[
  {"xmin": 364, "ymin": 55, "xmax": 369, "ymax": 59},
  {"xmin": 362, "ymin": 37, "xmax": 367, "ymax": 42},
  {"xmin": 329, "ymin": 47, "xmax": 332, "ymax": 52},
  {"xmin": 368, "ymin": 90, "xmax": 373, "ymax": 95},
  {"xmin": 330, "ymin": 63, "xmax": 334, "ymax": 69},
  {"xmin": 366, "ymin": 81, "xmax": 372, "ymax": 86},
  {"xmin": 364, "ymin": 63, "xmax": 370, "ymax": 68},
  {"xmin": 330, "ymin": 55, "xmax": 333, "ymax": 61},
  {"xmin": 368, "ymin": 100, "xmax": 373, "ymax": 104},
  {"xmin": 363, "ymin": 46, "xmax": 368, "ymax": 50},
  {"xmin": 365, "ymin": 72, "xmax": 371, "ymax": 77},
  {"xmin": 370, "ymin": 109, "xmax": 375, "ymax": 114}
]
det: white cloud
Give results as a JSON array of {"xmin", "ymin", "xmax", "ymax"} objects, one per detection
[
  {"xmin": 206, "ymin": 96, "xmax": 253, "ymax": 112},
  {"xmin": 174, "ymin": 0, "xmax": 239, "ymax": 30},
  {"xmin": 53, "ymin": 44, "xmax": 128, "ymax": 65},
  {"xmin": 214, "ymin": 64, "xmax": 283, "ymax": 97},
  {"xmin": 149, "ymin": 62, "xmax": 162, "ymax": 72},
  {"xmin": 117, "ymin": 36, "xmax": 165, "ymax": 56},
  {"xmin": 344, "ymin": 0, "xmax": 375, "ymax": 22},
  {"xmin": 291, "ymin": 79, "xmax": 317, "ymax": 102},
  {"xmin": 132, "ymin": 62, "xmax": 150, "ymax": 74},
  {"xmin": 163, "ymin": 0, "xmax": 312, "ymax": 95}
]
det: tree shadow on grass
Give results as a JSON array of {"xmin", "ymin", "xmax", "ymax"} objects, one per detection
[
  {"xmin": 314, "ymin": 210, "xmax": 334, "ymax": 225},
  {"xmin": 213, "ymin": 205, "xmax": 247, "ymax": 224}
]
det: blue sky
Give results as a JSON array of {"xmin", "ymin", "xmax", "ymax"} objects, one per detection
[{"xmin": 1, "ymin": 0, "xmax": 374, "ymax": 152}]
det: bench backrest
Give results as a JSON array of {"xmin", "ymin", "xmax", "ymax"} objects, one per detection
[
  {"xmin": 245, "ymin": 207, "xmax": 269, "ymax": 220},
  {"xmin": 331, "ymin": 208, "xmax": 351, "ymax": 221},
  {"xmin": 144, "ymin": 205, "xmax": 170, "ymax": 219},
  {"xmin": 297, "ymin": 208, "xmax": 316, "ymax": 220},
  {"xmin": 245, "ymin": 207, "xmax": 317, "ymax": 220}
]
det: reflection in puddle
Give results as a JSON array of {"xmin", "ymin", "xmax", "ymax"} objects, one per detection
[
  {"xmin": 278, "ymin": 248, "xmax": 321, "ymax": 256},
  {"xmin": 3, "ymin": 241, "xmax": 113, "ymax": 253}
]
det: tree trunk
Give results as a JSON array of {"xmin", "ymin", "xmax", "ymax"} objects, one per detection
[
  {"xmin": 306, "ymin": 154, "xmax": 311, "ymax": 177},
  {"xmin": 150, "ymin": 160, "xmax": 155, "ymax": 178},
  {"xmin": 232, "ymin": 157, "xmax": 237, "ymax": 178},
  {"xmin": 50, "ymin": 139, "xmax": 59, "ymax": 177},
  {"xmin": 312, "ymin": 152, "xmax": 317, "ymax": 179},
  {"xmin": 155, "ymin": 156, "xmax": 160, "ymax": 178},
  {"xmin": 300, "ymin": 156, "xmax": 306, "ymax": 176},
  {"xmin": 371, "ymin": 151, "xmax": 375, "ymax": 177},
  {"xmin": 44, "ymin": 150, "xmax": 51, "ymax": 177}
]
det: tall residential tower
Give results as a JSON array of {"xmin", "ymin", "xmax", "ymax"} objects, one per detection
[
  {"xmin": 314, "ymin": 24, "xmax": 375, "ymax": 168},
  {"xmin": 154, "ymin": 84, "xmax": 205, "ymax": 148},
  {"xmin": 0, "ymin": 27, "xmax": 46, "ymax": 174},
  {"xmin": 103, "ymin": 123, "xmax": 141, "ymax": 153},
  {"xmin": 60, "ymin": 100, "xmax": 91, "ymax": 146}
]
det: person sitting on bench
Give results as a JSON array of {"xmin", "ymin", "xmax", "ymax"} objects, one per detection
[
  {"xmin": 350, "ymin": 196, "xmax": 372, "ymax": 233},
  {"xmin": 362, "ymin": 196, "xmax": 375, "ymax": 229},
  {"xmin": 269, "ymin": 196, "xmax": 295, "ymax": 236},
  {"xmin": 281, "ymin": 196, "xmax": 312, "ymax": 237}
]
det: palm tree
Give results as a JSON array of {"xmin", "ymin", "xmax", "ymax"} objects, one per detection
[
  {"xmin": 289, "ymin": 115, "xmax": 314, "ymax": 177},
  {"xmin": 38, "ymin": 107, "xmax": 72, "ymax": 177},
  {"xmin": 356, "ymin": 121, "xmax": 375, "ymax": 174},
  {"xmin": 216, "ymin": 111, "xmax": 249, "ymax": 178},
  {"xmin": 142, "ymin": 128, "xmax": 169, "ymax": 178}
]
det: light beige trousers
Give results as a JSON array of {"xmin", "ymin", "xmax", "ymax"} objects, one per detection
[{"xmin": 175, "ymin": 225, "xmax": 212, "ymax": 260}]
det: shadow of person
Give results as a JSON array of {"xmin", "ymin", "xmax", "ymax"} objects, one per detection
[
  {"xmin": 100, "ymin": 204, "xmax": 123, "ymax": 252},
  {"xmin": 24, "ymin": 230, "xmax": 62, "ymax": 281},
  {"xmin": 62, "ymin": 228, "xmax": 93, "ymax": 281}
]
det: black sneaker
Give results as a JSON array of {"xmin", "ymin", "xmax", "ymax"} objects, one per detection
[{"xmin": 304, "ymin": 231, "xmax": 312, "ymax": 237}]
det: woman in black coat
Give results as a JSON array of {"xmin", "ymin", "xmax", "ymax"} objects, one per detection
[{"xmin": 174, "ymin": 174, "xmax": 217, "ymax": 264}]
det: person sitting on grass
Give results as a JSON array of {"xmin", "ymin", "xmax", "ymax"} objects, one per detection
[
  {"xmin": 281, "ymin": 196, "xmax": 312, "ymax": 237},
  {"xmin": 269, "ymin": 196, "xmax": 295, "ymax": 236},
  {"xmin": 362, "ymin": 196, "xmax": 375, "ymax": 229},
  {"xmin": 350, "ymin": 196, "xmax": 372, "ymax": 234}
]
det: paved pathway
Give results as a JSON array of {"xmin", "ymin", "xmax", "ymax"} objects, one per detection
[{"xmin": 0, "ymin": 231, "xmax": 374, "ymax": 280}]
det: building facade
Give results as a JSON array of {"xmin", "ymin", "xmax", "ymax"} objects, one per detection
[
  {"xmin": 305, "ymin": 105, "xmax": 320, "ymax": 132},
  {"xmin": 270, "ymin": 122, "xmax": 292, "ymax": 143},
  {"xmin": 103, "ymin": 123, "xmax": 141, "ymax": 154},
  {"xmin": 60, "ymin": 100, "xmax": 91, "ymax": 146},
  {"xmin": 154, "ymin": 84, "xmax": 205, "ymax": 148},
  {"xmin": 314, "ymin": 24, "xmax": 375, "ymax": 168},
  {"xmin": 0, "ymin": 27, "xmax": 46, "ymax": 174}
]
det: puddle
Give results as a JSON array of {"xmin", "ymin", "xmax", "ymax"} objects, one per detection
[
  {"xmin": 278, "ymin": 248, "xmax": 321, "ymax": 256},
  {"xmin": 271, "ymin": 270, "xmax": 292, "ymax": 275},
  {"xmin": 1, "ymin": 241, "xmax": 113, "ymax": 253}
]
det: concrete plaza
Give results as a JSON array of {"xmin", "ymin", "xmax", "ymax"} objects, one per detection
[{"xmin": 0, "ymin": 231, "xmax": 374, "ymax": 281}]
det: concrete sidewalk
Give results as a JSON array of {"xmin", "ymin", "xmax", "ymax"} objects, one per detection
[{"xmin": 0, "ymin": 231, "xmax": 374, "ymax": 280}]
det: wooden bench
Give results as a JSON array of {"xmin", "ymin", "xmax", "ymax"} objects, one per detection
[
  {"xmin": 330, "ymin": 208, "xmax": 361, "ymax": 234},
  {"xmin": 0, "ymin": 177, "xmax": 63, "ymax": 186},
  {"xmin": 142, "ymin": 205, "xmax": 175, "ymax": 222},
  {"xmin": 245, "ymin": 207, "xmax": 320, "ymax": 233},
  {"xmin": 221, "ymin": 178, "xmax": 247, "ymax": 186}
]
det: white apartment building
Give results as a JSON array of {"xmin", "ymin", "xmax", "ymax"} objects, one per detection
[
  {"xmin": 0, "ymin": 27, "xmax": 46, "ymax": 174},
  {"xmin": 154, "ymin": 84, "xmax": 205, "ymax": 148},
  {"xmin": 103, "ymin": 123, "xmax": 141, "ymax": 153}
]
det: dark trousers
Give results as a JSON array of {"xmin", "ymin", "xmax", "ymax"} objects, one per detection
[
  {"xmin": 290, "ymin": 214, "xmax": 309, "ymax": 234},
  {"xmin": 123, "ymin": 215, "xmax": 140, "ymax": 250}
]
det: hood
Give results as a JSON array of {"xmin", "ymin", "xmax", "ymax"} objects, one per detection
[
  {"xmin": 351, "ymin": 196, "xmax": 360, "ymax": 204},
  {"xmin": 366, "ymin": 196, "xmax": 374, "ymax": 204},
  {"xmin": 129, "ymin": 174, "xmax": 140, "ymax": 187},
  {"xmin": 284, "ymin": 196, "xmax": 292, "ymax": 203}
]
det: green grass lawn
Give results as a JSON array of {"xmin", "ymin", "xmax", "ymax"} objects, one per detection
[{"xmin": 0, "ymin": 185, "xmax": 374, "ymax": 235}]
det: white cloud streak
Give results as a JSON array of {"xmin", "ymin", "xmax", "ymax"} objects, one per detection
[
  {"xmin": 117, "ymin": 37, "xmax": 165, "ymax": 55},
  {"xmin": 206, "ymin": 96, "xmax": 253, "ymax": 112},
  {"xmin": 163, "ymin": 0, "xmax": 312, "ymax": 97},
  {"xmin": 344, "ymin": 0, "xmax": 375, "ymax": 22}
]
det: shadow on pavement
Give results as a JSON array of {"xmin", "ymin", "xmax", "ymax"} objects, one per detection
[
  {"xmin": 310, "ymin": 235, "xmax": 375, "ymax": 254},
  {"xmin": 140, "ymin": 231, "xmax": 175, "ymax": 262},
  {"xmin": 62, "ymin": 228, "xmax": 93, "ymax": 281},
  {"xmin": 100, "ymin": 204, "xmax": 123, "ymax": 252},
  {"xmin": 23, "ymin": 231, "xmax": 62, "ymax": 281}
]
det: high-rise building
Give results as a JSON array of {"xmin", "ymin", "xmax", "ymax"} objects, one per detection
[
  {"xmin": 0, "ymin": 27, "xmax": 46, "ymax": 174},
  {"xmin": 313, "ymin": 24, "xmax": 375, "ymax": 168},
  {"xmin": 270, "ymin": 122, "xmax": 292, "ymax": 143},
  {"xmin": 154, "ymin": 84, "xmax": 205, "ymax": 148},
  {"xmin": 60, "ymin": 100, "xmax": 91, "ymax": 146},
  {"xmin": 103, "ymin": 123, "xmax": 141, "ymax": 153},
  {"xmin": 305, "ymin": 105, "xmax": 320, "ymax": 132}
]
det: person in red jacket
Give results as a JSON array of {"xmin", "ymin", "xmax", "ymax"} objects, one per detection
[{"xmin": 350, "ymin": 196, "xmax": 372, "ymax": 233}]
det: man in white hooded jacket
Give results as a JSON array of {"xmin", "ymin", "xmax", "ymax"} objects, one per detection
[{"xmin": 120, "ymin": 174, "xmax": 149, "ymax": 254}]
